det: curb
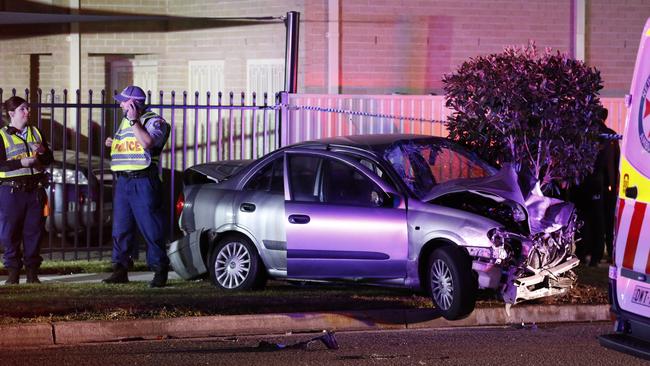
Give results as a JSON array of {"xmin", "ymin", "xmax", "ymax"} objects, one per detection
[
  {"xmin": 0, "ymin": 304, "xmax": 610, "ymax": 348},
  {"xmin": 0, "ymin": 323, "xmax": 54, "ymax": 347}
]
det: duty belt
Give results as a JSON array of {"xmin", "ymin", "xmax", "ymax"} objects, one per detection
[
  {"xmin": 0, "ymin": 179, "xmax": 46, "ymax": 192},
  {"xmin": 115, "ymin": 166, "xmax": 158, "ymax": 178}
]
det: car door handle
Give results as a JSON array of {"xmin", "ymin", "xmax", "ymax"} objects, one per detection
[
  {"xmin": 240, "ymin": 203, "xmax": 256, "ymax": 212},
  {"xmin": 288, "ymin": 214, "xmax": 310, "ymax": 224}
]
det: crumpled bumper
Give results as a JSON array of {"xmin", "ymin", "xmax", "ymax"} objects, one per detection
[
  {"xmin": 502, "ymin": 256, "xmax": 580, "ymax": 304},
  {"xmin": 167, "ymin": 229, "xmax": 207, "ymax": 280}
]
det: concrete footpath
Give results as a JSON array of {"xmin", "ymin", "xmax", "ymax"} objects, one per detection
[
  {"xmin": 0, "ymin": 272, "xmax": 612, "ymax": 349},
  {"xmin": 0, "ymin": 271, "xmax": 182, "ymax": 284}
]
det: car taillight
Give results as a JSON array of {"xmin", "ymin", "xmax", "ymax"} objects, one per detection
[
  {"xmin": 43, "ymin": 195, "xmax": 50, "ymax": 216},
  {"xmin": 175, "ymin": 192, "xmax": 185, "ymax": 218}
]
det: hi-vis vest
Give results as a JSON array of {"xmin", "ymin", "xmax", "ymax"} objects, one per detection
[
  {"xmin": 0, "ymin": 125, "xmax": 43, "ymax": 179},
  {"xmin": 110, "ymin": 111, "xmax": 165, "ymax": 172}
]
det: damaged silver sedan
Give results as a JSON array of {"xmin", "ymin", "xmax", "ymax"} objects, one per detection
[{"xmin": 169, "ymin": 134, "xmax": 579, "ymax": 320}]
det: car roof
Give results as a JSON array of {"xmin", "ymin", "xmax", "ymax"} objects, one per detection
[{"xmin": 292, "ymin": 134, "xmax": 449, "ymax": 154}]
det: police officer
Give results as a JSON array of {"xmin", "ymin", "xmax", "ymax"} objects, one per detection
[
  {"xmin": 0, "ymin": 96, "xmax": 52, "ymax": 285},
  {"xmin": 103, "ymin": 86, "xmax": 171, "ymax": 287}
]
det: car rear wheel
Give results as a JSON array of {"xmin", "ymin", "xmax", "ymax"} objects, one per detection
[
  {"xmin": 209, "ymin": 235, "xmax": 266, "ymax": 291},
  {"xmin": 427, "ymin": 246, "xmax": 477, "ymax": 320}
]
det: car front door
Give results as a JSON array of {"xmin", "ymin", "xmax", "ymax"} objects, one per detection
[{"xmin": 285, "ymin": 150, "xmax": 408, "ymax": 279}]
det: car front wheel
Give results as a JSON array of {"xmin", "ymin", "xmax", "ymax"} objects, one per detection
[
  {"xmin": 427, "ymin": 246, "xmax": 477, "ymax": 320},
  {"xmin": 209, "ymin": 235, "xmax": 265, "ymax": 291}
]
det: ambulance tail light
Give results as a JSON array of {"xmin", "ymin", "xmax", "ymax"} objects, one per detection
[{"xmin": 609, "ymin": 265, "xmax": 618, "ymax": 280}]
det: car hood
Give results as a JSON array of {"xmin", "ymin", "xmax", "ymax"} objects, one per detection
[{"xmin": 422, "ymin": 165, "xmax": 574, "ymax": 235}]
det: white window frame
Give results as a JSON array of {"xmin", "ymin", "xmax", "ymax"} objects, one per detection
[{"xmin": 246, "ymin": 58, "xmax": 284, "ymax": 105}]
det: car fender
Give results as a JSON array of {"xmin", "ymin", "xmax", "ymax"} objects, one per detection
[
  {"xmin": 212, "ymin": 223, "xmax": 273, "ymax": 272},
  {"xmin": 419, "ymin": 229, "xmax": 468, "ymax": 250},
  {"xmin": 409, "ymin": 208, "xmax": 497, "ymax": 260}
]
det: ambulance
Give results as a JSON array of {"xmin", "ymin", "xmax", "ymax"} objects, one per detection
[{"xmin": 599, "ymin": 18, "xmax": 650, "ymax": 359}]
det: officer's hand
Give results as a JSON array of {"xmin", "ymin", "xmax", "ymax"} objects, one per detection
[
  {"xmin": 32, "ymin": 159, "xmax": 45, "ymax": 172},
  {"xmin": 124, "ymin": 99, "xmax": 138, "ymax": 120},
  {"xmin": 105, "ymin": 137, "xmax": 113, "ymax": 147},
  {"xmin": 32, "ymin": 143, "xmax": 46, "ymax": 155},
  {"xmin": 20, "ymin": 157, "xmax": 37, "ymax": 167}
]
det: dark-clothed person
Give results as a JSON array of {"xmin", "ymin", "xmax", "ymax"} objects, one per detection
[
  {"xmin": 601, "ymin": 128, "xmax": 620, "ymax": 260},
  {"xmin": 0, "ymin": 96, "xmax": 53, "ymax": 284},
  {"xmin": 572, "ymin": 121, "xmax": 620, "ymax": 266},
  {"xmin": 103, "ymin": 85, "xmax": 171, "ymax": 287}
]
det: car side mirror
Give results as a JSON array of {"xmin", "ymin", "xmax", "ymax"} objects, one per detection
[
  {"xmin": 370, "ymin": 190, "xmax": 385, "ymax": 207},
  {"xmin": 372, "ymin": 191, "xmax": 402, "ymax": 208}
]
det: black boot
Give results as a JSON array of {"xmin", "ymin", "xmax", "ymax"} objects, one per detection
[
  {"xmin": 5, "ymin": 268, "xmax": 19, "ymax": 285},
  {"xmin": 26, "ymin": 267, "xmax": 41, "ymax": 284},
  {"xmin": 149, "ymin": 266, "xmax": 168, "ymax": 288},
  {"xmin": 102, "ymin": 264, "xmax": 129, "ymax": 284}
]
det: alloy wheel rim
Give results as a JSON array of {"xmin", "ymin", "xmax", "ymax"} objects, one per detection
[
  {"xmin": 215, "ymin": 242, "xmax": 251, "ymax": 289},
  {"xmin": 430, "ymin": 259, "xmax": 454, "ymax": 310}
]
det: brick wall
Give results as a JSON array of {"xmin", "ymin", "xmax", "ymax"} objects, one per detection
[
  {"xmin": 335, "ymin": 0, "xmax": 573, "ymax": 94},
  {"xmin": 163, "ymin": 0, "xmax": 303, "ymax": 96},
  {"xmin": 80, "ymin": 0, "xmax": 166, "ymax": 98},
  {"xmin": 586, "ymin": 0, "xmax": 650, "ymax": 96},
  {"xmin": 0, "ymin": 0, "xmax": 648, "ymax": 99},
  {"xmin": 304, "ymin": 0, "xmax": 327, "ymax": 93},
  {"xmin": 0, "ymin": 33, "xmax": 69, "ymax": 98}
]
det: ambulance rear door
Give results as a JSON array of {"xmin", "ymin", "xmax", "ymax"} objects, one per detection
[{"xmin": 615, "ymin": 17, "xmax": 650, "ymax": 318}]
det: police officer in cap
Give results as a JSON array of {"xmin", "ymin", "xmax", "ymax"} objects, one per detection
[
  {"xmin": 103, "ymin": 86, "xmax": 171, "ymax": 287},
  {"xmin": 0, "ymin": 96, "xmax": 53, "ymax": 284}
]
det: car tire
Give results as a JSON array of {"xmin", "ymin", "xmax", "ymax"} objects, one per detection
[
  {"xmin": 209, "ymin": 234, "xmax": 265, "ymax": 291},
  {"xmin": 426, "ymin": 245, "xmax": 477, "ymax": 320}
]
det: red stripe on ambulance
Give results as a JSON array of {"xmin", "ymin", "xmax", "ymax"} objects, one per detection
[
  {"xmin": 617, "ymin": 198, "xmax": 626, "ymax": 231},
  {"xmin": 646, "ymin": 240, "xmax": 650, "ymax": 275},
  {"xmin": 623, "ymin": 202, "xmax": 647, "ymax": 270}
]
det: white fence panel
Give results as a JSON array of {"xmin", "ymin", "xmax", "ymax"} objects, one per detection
[{"xmin": 285, "ymin": 94, "xmax": 451, "ymax": 145}]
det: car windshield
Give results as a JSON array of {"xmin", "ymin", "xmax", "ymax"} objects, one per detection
[{"xmin": 383, "ymin": 139, "xmax": 497, "ymax": 198}]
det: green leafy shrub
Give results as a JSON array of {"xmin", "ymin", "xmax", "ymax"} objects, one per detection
[{"xmin": 442, "ymin": 43, "xmax": 606, "ymax": 192}]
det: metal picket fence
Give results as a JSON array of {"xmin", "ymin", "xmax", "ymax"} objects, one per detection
[
  {"xmin": 0, "ymin": 87, "xmax": 281, "ymax": 260},
  {"xmin": 0, "ymin": 88, "xmax": 627, "ymax": 261}
]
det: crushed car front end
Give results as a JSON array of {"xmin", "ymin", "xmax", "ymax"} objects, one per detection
[
  {"xmin": 488, "ymin": 216, "xmax": 580, "ymax": 305},
  {"xmin": 429, "ymin": 174, "xmax": 581, "ymax": 306},
  {"xmin": 387, "ymin": 136, "xmax": 581, "ymax": 307}
]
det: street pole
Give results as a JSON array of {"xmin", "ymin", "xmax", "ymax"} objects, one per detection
[
  {"xmin": 280, "ymin": 11, "xmax": 300, "ymax": 147},
  {"xmin": 284, "ymin": 11, "xmax": 300, "ymax": 93}
]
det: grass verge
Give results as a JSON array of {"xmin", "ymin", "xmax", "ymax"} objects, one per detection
[{"xmin": 0, "ymin": 263, "xmax": 609, "ymax": 324}]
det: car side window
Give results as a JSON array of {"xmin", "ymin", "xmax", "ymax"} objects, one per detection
[
  {"xmin": 288, "ymin": 155, "xmax": 321, "ymax": 202},
  {"xmin": 341, "ymin": 153, "xmax": 398, "ymax": 189},
  {"xmin": 289, "ymin": 154, "xmax": 388, "ymax": 207},
  {"xmin": 244, "ymin": 158, "xmax": 284, "ymax": 194},
  {"xmin": 321, "ymin": 159, "xmax": 385, "ymax": 207}
]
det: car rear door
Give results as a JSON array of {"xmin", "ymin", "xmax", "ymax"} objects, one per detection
[
  {"xmin": 285, "ymin": 150, "xmax": 408, "ymax": 279},
  {"xmin": 234, "ymin": 156, "xmax": 287, "ymax": 271}
]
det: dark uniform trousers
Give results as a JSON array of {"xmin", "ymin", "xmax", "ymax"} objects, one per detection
[
  {"xmin": 0, "ymin": 185, "xmax": 45, "ymax": 269},
  {"xmin": 111, "ymin": 169, "xmax": 169, "ymax": 270}
]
